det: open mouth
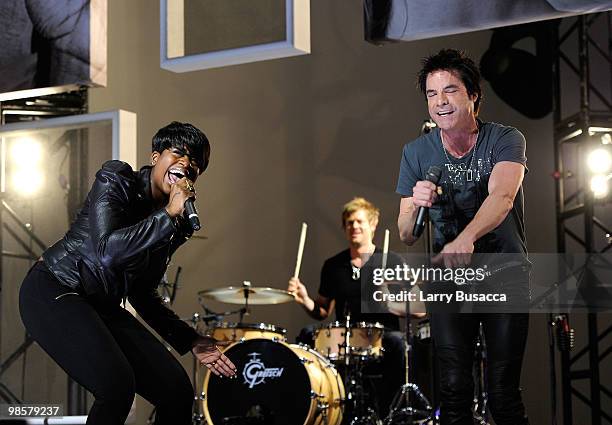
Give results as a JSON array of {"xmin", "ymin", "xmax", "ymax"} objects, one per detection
[
  {"xmin": 437, "ymin": 110, "xmax": 454, "ymax": 117},
  {"xmin": 167, "ymin": 167, "xmax": 186, "ymax": 184}
]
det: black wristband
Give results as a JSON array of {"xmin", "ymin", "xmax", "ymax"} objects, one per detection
[{"xmin": 310, "ymin": 299, "xmax": 324, "ymax": 320}]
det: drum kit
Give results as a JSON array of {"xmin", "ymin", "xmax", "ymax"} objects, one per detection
[{"xmin": 187, "ymin": 281, "xmax": 433, "ymax": 425}]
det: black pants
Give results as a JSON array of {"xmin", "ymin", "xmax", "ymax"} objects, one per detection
[
  {"xmin": 430, "ymin": 313, "xmax": 530, "ymax": 425},
  {"xmin": 19, "ymin": 262, "xmax": 194, "ymax": 425}
]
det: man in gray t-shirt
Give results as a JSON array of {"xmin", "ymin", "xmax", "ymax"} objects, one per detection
[
  {"xmin": 397, "ymin": 119, "xmax": 528, "ymax": 256},
  {"xmin": 396, "ymin": 49, "xmax": 530, "ymax": 425}
]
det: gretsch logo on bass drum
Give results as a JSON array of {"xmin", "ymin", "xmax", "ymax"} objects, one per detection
[{"xmin": 242, "ymin": 353, "xmax": 284, "ymax": 388}]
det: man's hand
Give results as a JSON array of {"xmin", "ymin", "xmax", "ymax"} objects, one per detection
[
  {"xmin": 191, "ymin": 335, "xmax": 237, "ymax": 378},
  {"xmin": 434, "ymin": 235, "xmax": 475, "ymax": 268},
  {"xmin": 412, "ymin": 180, "xmax": 438, "ymax": 208},
  {"xmin": 398, "ymin": 181, "xmax": 439, "ymax": 246},
  {"xmin": 288, "ymin": 277, "xmax": 310, "ymax": 306}
]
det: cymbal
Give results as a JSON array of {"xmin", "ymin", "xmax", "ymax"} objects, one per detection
[{"xmin": 198, "ymin": 286, "xmax": 295, "ymax": 305}]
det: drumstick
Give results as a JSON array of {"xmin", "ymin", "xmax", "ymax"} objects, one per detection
[
  {"xmin": 382, "ymin": 229, "xmax": 389, "ymax": 270},
  {"xmin": 293, "ymin": 222, "xmax": 308, "ymax": 278}
]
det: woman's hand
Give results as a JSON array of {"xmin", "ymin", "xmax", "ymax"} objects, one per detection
[
  {"xmin": 191, "ymin": 335, "xmax": 237, "ymax": 378},
  {"xmin": 165, "ymin": 177, "xmax": 195, "ymax": 218}
]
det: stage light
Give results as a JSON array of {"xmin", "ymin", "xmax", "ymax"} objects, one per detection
[
  {"xmin": 590, "ymin": 174, "xmax": 609, "ymax": 199},
  {"xmin": 601, "ymin": 133, "xmax": 611, "ymax": 145},
  {"xmin": 10, "ymin": 137, "xmax": 43, "ymax": 164},
  {"xmin": 587, "ymin": 148, "xmax": 612, "ymax": 173},
  {"xmin": 10, "ymin": 169, "xmax": 44, "ymax": 196},
  {"xmin": 4, "ymin": 136, "xmax": 45, "ymax": 197}
]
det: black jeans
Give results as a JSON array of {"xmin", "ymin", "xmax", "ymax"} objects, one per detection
[
  {"xmin": 19, "ymin": 262, "xmax": 194, "ymax": 425},
  {"xmin": 430, "ymin": 313, "xmax": 530, "ymax": 425}
]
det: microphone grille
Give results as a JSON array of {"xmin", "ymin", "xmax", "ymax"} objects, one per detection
[{"xmin": 425, "ymin": 165, "xmax": 442, "ymax": 184}]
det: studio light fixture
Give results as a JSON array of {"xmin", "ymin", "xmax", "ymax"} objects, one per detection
[
  {"xmin": 587, "ymin": 148, "xmax": 612, "ymax": 174},
  {"xmin": 590, "ymin": 174, "xmax": 610, "ymax": 199},
  {"xmin": 2, "ymin": 135, "xmax": 45, "ymax": 197},
  {"xmin": 481, "ymin": 21, "xmax": 556, "ymax": 119}
]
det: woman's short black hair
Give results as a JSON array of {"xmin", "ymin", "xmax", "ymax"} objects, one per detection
[
  {"xmin": 152, "ymin": 122, "xmax": 211, "ymax": 173},
  {"xmin": 417, "ymin": 49, "xmax": 483, "ymax": 115}
]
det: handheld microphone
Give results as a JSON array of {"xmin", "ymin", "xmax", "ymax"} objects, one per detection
[
  {"xmin": 412, "ymin": 165, "xmax": 442, "ymax": 238},
  {"xmin": 184, "ymin": 199, "xmax": 201, "ymax": 231}
]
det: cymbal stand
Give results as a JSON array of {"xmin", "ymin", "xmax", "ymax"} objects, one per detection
[
  {"xmin": 345, "ymin": 314, "xmax": 352, "ymax": 368},
  {"xmin": 384, "ymin": 298, "xmax": 432, "ymax": 424},
  {"xmin": 239, "ymin": 281, "xmax": 251, "ymax": 323},
  {"xmin": 197, "ymin": 298, "xmax": 247, "ymax": 326},
  {"xmin": 342, "ymin": 314, "xmax": 352, "ymax": 416},
  {"xmin": 159, "ymin": 266, "xmax": 182, "ymax": 305}
]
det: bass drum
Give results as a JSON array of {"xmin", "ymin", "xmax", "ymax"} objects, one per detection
[{"xmin": 203, "ymin": 338, "xmax": 344, "ymax": 425}]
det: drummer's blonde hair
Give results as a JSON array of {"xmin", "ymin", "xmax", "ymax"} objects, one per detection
[{"xmin": 341, "ymin": 197, "xmax": 380, "ymax": 227}]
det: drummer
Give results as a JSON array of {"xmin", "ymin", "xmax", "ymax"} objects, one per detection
[{"xmin": 287, "ymin": 197, "xmax": 404, "ymax": 417}]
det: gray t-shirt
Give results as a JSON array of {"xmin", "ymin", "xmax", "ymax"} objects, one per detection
[{"xmin": 396, "ymin": 121, "xmax": 528, "ymax": 258}]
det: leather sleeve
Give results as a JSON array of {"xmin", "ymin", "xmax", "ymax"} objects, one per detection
[
  {"xmin": 128, "ymin": 288, "xmax": 199, "ymax": 355},
  {"xmin": 88, "ymin": 161, "xmax": 177, "ymax": 270},
  {"xmin": 168, "ymin": 215, "xmax": 194, "ymax": 258}
]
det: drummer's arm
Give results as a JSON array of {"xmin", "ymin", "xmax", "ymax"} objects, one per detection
[
  {"xmin": 305, "ymin": 295, "xmax": 334, "ymax": 321},
  {"xmin": 289, "ymin": 277, "xmax": 334, "ymax": 320}
]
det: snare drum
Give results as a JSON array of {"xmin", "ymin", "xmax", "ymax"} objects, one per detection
[
  {"xmin": 314, "ymin": 321, "xmax": 384, "ymax": 361},
  {"xmin": 203, "ymin": 338, "xmax": 344, "ymax": 425},
  {"xmin": 208, "ymin": 322, "xmax": 286, "ymax": 343}
]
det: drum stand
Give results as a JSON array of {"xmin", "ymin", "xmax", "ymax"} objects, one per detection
[
  {"xmin": 343, "ymin": 361, "xmax": 381, "ymax": 425},
  {"xmin": 341, "ymin": 315, "xmax": 380, "ymax": 425},
  {"xmin": 384, "ymin": 301, "xmax": 432, "ymax": 424}
]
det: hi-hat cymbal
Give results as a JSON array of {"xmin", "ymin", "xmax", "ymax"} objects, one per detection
[{"xmin": 198, "ymin": 286, "xmax": 295, "ymax": 305}]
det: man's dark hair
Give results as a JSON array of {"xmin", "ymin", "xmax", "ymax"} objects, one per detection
[
  {"xmin": 417, "ymin": 49, "xmax": 483, "ymax": 115},
  {"xmin": 152, "ymin": 121, "xmax": 210, "ymax": 173}
]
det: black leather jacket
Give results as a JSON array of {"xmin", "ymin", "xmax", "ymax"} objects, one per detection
[{"xmin": 43, "ymin": 160, "xmax": 198, "ymax": 354}]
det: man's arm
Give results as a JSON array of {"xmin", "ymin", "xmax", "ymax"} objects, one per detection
[
  {"xmin": 288, "ymin": 277, "xmax": 335, "ymax": 320},
  {"xmin": 398, "ymin": 197, "xmax": 419, "ymax": 245},
  {"xmin": 442, "ymin": 161, "xmax": 524, "ymax": 255},
  {"xmin": 305, "ymin": 295, "xmax": 335, "ymax": 320},
  {"xmin": 398, "ymin": 180, "xmax": 438, "ymax": 245}
]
